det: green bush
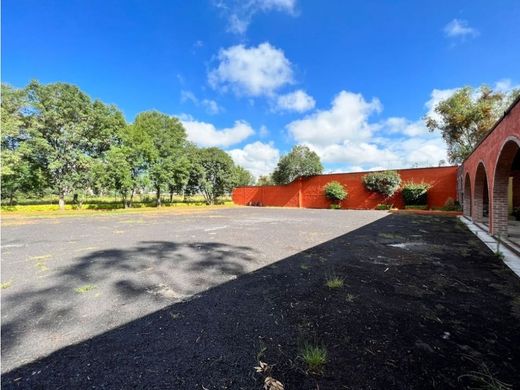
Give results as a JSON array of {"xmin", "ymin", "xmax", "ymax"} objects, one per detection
[
  {"xmin": 401, "ymin": 182, "xmax": 431, "ymax": 205},
  {"xmin": 441, "ymin": 197, "xmax": 461, "ymax": 211},
  {"xmin": 324, "ymin": 181, "xmax": 347, "ymax": 203},
  {"xmin": 375, "ymin": 203, "xmax": 392, "ymax": 210},
  {"xmin": 362, "ymin": 171, "xmax": 401, "ymax": 197},
  {"xmin": 329, "ymin": 204, "xmax": 341, "ymax": 210}
]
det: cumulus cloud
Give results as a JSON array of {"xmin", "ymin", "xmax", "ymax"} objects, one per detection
[
  {"xmin": 276, "ymin": 90, "xmax": 315, "ymax": 112},
  {"xmin": 382, "ymin": 117, "xmax": 429, "ymax": 137},
  {"xmin": 208, "ymin": 42, "xmax": 293, "ymax": 97},
  {"xmin": 228, "ymin": 141, "xmax": 280, "ymax": 177},
  {"xmin": 285, "ymin": 89, "xmax": 449, "ymax": 170},
  {"xmin": 181, "ymin": 118, "xmax": 254, "ymax": 147},
  {"xmin": 287, "ymin": 90, "xmax": 382, "ymax": 146},
  {"xmin": 215, "ymin": 0, "xmax": 297, "ymax": 34},
  {"xmin": 443, "ymin": 19, "xmax": 479, "ymax": 40}
]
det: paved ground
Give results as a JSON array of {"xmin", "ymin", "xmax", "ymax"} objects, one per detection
[
  {"xmin": 1, "ymin": 207, "xmax": 385, "ymax": 373},
  {"xmin": 2, "ymin": 208, "xmax": 520, "ymax": 389}
]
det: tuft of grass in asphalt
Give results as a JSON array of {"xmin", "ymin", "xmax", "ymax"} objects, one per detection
[
  {"xmin": 74, "ymin": 284, "xmax": 97, "ymax": 294},
  {"xmin": 325, "ymin": 275, "xmax": 344, "ymax": 289},
  {"xmin": 459, "ymin": 361, "xmax": 512, "ymax": 390},
  {"xmin": 1, "ymin": 280, "xmax": 13, "ymax": 289},
  {"xmin": 345, "ymin": 293, "xmax": 356, "ymax": 302},
  {"xmin": 300, "ymin": 344, "xmax": 327, "ymax": 374}
]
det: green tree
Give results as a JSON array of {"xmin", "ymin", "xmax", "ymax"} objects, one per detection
[
  {"xmin": 189, "ymin": 147, "xmax": 237, "ymax": 204},
  {"xmin": 103, "ymin": 147, "xmax": 134, "ymax": 207},
  {"xmin": 166, "ymin": 154, "xmax": 191, "ymax": 202},
  {"xmin": 1, "ymin": 84, "xmax": 47, "ymax": 203},
  {"xmin": 272, "ymin": 145, "xmax": 323, "ymax": 185},
  {"xmin": 425, "ymin": 85, "xmax": 520, "ymax": 164},
  {"xmin": 256, "ymin": 175, "xmax": 274, "ymax": 186},
  {"xmin": 25, "ymin": 81, "xmax": 126, "ymax": 209},
  {"xmin": 133, "ymin": 111, "xmax": 187, "ymax": 206},
  {"xmin": 234, "ymin": 165, "xmax": 255, "ymax": 186}
]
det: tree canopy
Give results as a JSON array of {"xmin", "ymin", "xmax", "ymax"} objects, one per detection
[
  {"xmin": 425, "ymin": 85, "xmax": 520, "ymax": 164},
  {"xmin": 1, "ymin": 81, "xmax": 253, "ymax": 208},
  {"xmin": 272, "ymin": 145, "xmax": 323, "ymax": 185}
]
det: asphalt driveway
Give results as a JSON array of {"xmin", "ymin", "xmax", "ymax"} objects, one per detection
[{"xmin": 1, "ymin": 207, "xmax": 385, "ymax": 374}]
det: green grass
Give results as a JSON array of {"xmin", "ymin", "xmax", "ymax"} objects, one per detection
[
  {"xmin": 74, "ymin": 284, "xmax": 97, "ymax": 294},
  {"xmin": 345, "ymin": 293, "xmax": 356, "ymax": 302},
  {"xmin": 1, "ymin": 280, "xmax": 12, "ymax": 289},
  {"xmin": 325, "ymin": 276, "xmax": 344, "ymax": 289},
  {"xmin": 404, "ymin": 205, "xmax": 429, "ymax": 210},
  {"xmin": 300, "ymin": 344, "xmax": 327, "ymax": 373}
]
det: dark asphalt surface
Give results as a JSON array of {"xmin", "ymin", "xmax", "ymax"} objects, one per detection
[{"xmin": 1, "ymin": 207, "xmax": 386, "ymax": 374}]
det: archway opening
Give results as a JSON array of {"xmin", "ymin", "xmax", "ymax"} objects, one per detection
[
  {"xmin": 463, "ymin": 173, "xmax": 472, "ymax": 217},
  {"xmin": 493, "ymin": 139, "xmax": 520, "ymax": 241},
  {"xmin": 473, "ymin": 163, "xmax": 489, "ymax": 227}
]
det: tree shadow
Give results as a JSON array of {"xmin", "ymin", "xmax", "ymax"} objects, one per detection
[
  {"xmin": 2, "ymin": 214, "xmax": 520, "ymax": 389},
  {"xmin": 1, "ymin": 240, "xmax": 257, "ymax": 368}
]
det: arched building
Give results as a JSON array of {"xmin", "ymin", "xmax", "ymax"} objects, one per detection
[{"xmin": 459, "ymin": 96, "xmax": 520, "ymax": 240}]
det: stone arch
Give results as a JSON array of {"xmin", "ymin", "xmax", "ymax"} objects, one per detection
[
  {"xmin": 463, "ymin": 172, "xmax": 472, "ymax": 217},
  {"xmin": 492, "ymin": 137, "xmax": 520, "ymax": 236},
  {"xmin": 473, "ymin": 162, "xmax": 489, "ymax": 225}
]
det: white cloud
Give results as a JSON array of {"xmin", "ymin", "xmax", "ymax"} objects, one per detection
[
  {"xmin": 181, "ymin": 90, "xmax": 198, "ymax": 104},
  {"xmin": 443, "ymin": 19, "xmax": 479, "ymax": 39},
  {"xmin": 382, "ymin": 117, "xmax": 429, "ymax": 137},
  {"xmin": 180, "ymin": 90, "xmax": 223, "ymax": 115},
  {"xmin": 228, "ymin": 141, "xmax": 280, "ymax": 177},
  {"xmin": 287, "ymin": 90, "xmax": 382, "ymax": 146},
  {"xmin": 284, "ymin": 89, "xmax": 449, "ymax": 170},
  {"xmin": 276, "ymin": 90, "xmax": 315, "ymax": 112},
  {"xmin": 494, "ymin": 78, "xmax": 520, "ymax": 93},
  {"xmin": 215, "ymin": 0, "xmax": 297, "ymax": 34},
  {"xmin": 208, "ymin": 42, "xmax": 293, "ymax": 97},
  {"xmin": 201, "ymin": 99, "xmax": 222, "ymax": 114},
  {"xmin": 181, "ymin": 119, "xmax": 254, "ymax": 147}
]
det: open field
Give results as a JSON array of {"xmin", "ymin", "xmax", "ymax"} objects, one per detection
[{"xmin": 2, "ymin": 208, "xmax": 520, "ymax": 389}]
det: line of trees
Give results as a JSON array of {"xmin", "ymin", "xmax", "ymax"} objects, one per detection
[{"xmin": 1, "ymin": 81, "xmax": 254, "ymax": 208}]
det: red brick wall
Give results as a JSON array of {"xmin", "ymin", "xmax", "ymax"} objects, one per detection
[
  {"xmin": 461, "ymin": 100, "xmax": 520, "ymax": 234},
  {"xmin": 233, "ymin": 166, "xmax": 458, "ymax": 210}
]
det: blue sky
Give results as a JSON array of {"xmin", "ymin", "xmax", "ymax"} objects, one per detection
[{"xmin": 3, "ymin": 0, "xmax": 520, "ymax": 177}]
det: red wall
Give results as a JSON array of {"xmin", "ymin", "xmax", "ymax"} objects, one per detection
[{"xmin": 233, "ymin": 166, "xmax": 458, "ymax": 209}]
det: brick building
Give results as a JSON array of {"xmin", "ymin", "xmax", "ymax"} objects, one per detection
[{"xmin": 459, "ymin": 95, "xmax": 520, "ymax": 237}]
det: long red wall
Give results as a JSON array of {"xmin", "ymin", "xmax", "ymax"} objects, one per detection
[{"xmin": 233, "ymin": 166, "xmax": 458, "ymax": 209}]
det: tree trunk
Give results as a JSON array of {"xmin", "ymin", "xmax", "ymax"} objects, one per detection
[
  {"xmin": 169, "ymin": 191, "xmax": 174, "ymax": 203},
  {"xmin": 9, "ymin": 192, "xmax": 14, "ymax": 206},
  {"xmin": 156, "ymin": 188, "xmax": 162, "ymax": 207},
  {"xmin": 58, "ymin": 193, "xmax": 65, "ymax": 210},
  {"xmin": 129, "ymin": 189, "xmax": 134, "ymax": 208}
]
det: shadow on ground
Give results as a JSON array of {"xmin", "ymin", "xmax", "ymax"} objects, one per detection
[{"xmin": 2, "ymin": 214, "xmax": 520, "ymax": 389}]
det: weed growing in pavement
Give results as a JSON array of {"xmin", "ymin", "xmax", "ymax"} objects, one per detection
[
  {"xmin": 300, "ymin": 344, "xmax": 327, "ymax": 374},
  {"xmin": 74, "ymin": 284, "xmax": 97, "ymax": 293}
]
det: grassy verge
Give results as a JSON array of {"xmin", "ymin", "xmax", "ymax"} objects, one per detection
[{"xmin": 1, "ymin": 202, "xmax": 235, "ymax": 219}]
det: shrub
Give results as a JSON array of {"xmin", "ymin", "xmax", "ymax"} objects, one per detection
[
  {"xmin": 441, "ymin": 197, "xmax": 461, "ymax": 211},
  {"xmin": 329, "ymin": 204, "xmax": 341, "ymax": 210},
  {"xmin": 325, "ymin": 276, "xmax": 344, "ymax": 289},
  {"xmin": 401, "ymin": 182, "xmax": 431, "ymax": 205},
  {"xmin": 324, "ymin": 181, "xmax": 347, "ymax": 203},
  {"xmin": 375, "ymin": 203, "xmax": 392, "ymax": 210},
  {"xmin": 300, "ymin": 344, "xmax": 327, "ymax": 373},
  {"xmin": 362, "ymin": 171, "xmax": 401, "ymax": 197}
]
